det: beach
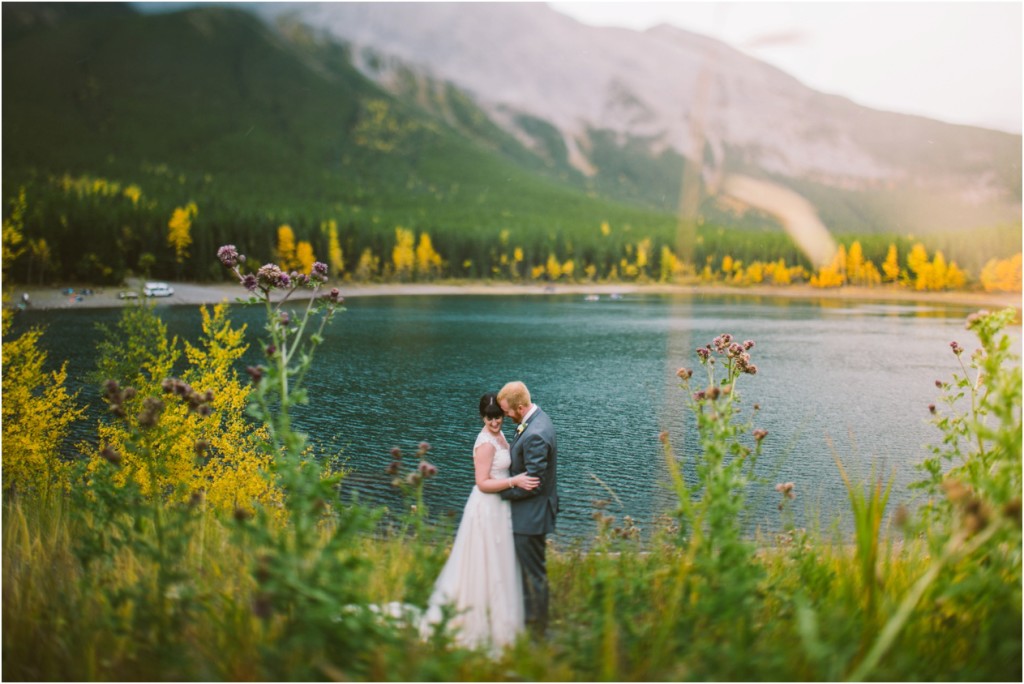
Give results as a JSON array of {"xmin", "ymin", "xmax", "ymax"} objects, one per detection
[{"xmin": 8, "ymin": 278, "xmax": 1022, "ymax": 312}]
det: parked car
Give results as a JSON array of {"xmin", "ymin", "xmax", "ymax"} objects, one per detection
[
  {"xmin": 118, "ymin": 291, "xmax": 139, "ymax": 299},
  {"xmin": 143, "ymin": 282, "xmax": 174, "ymax": 298}
]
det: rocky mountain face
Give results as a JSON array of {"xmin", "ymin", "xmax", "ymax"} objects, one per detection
[{"xmin": 260, "ymin": 1, "xmax": 1021, "ymax": 236}]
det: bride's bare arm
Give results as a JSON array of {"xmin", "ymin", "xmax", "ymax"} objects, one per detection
[{"xmin": 474, "ymin": 443, "xmax": 539, "ymax": 493}]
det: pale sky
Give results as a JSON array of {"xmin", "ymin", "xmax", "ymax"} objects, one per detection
[{"xmin": 549, "ymin": 1, "xmax": 1023, "ymax": 134}]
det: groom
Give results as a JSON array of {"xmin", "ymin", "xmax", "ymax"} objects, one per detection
[{"xmin": 498, "ymin": 381, "xmax": 559, "ymax": 636}]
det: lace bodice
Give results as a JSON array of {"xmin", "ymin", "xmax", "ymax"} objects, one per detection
[{"xmin": 474, "ymin": 430, "xmax": 511, "ymax": 479}]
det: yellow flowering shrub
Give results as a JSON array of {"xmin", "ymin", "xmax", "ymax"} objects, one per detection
[{"xmin": 90, "ymin": 303, "xmax": 279, "ymax": 515}]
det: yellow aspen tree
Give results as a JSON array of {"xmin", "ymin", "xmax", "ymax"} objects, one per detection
[
  {"xmin": 123, "ymin": 184, "xmax": 142, "ymax": 206},
  {"xmin": 945, "ymin": 261, "xmax": 967, "ymax": 290},
  {"xmin": 980, "ymin": 254, "xmax": 1022, "ymax": 292},
  {"xmin": 512, "ymin": 246, "xmax": 524, "ymax": 280},
  {"xmin": 882, "ymin": 243, "xmax": 901, "ymax": 282},
  {"xmin": 907, "ymin": 242, "xmax": 930, "ymax": 278},
  {"xmin": 276, "ymin": 224, "xmax": 299, "ymax": 270},
  {"xmin": 296, "ymin": 240, "xmax": 316, "ymax": 274},
  {"xmin": 772, "ymin": 260, "xmax": 792, "ymax": 285},
  {"xmin": 721, "ymin": 254, "xmax": 734, "ymax": 277},
  {"xmin": 636, "ymin": 238, "xmax": 651, "ymax": 272},
  {"xmin": 392, "ymin": 227, "xmax": 415, "ymax": 280},
  {"xmin": 847, "ymin": 241, "xmax": 865, "ymax": 284},
  {"xmin": 546, "ymin": 253, "xmax": 563, "ymax": 280},
  {"xmin": 584, "ymin": 263, "xmax": 598, "ymax": 281},
  {"xmin": 324, "ymin": 219, "xmax": 345, "ymax": 277},
  {"xmin": 415, "ymin": 232, "xmax": 442, "ymax": 279},
  {"xmin": 660, "ymin": 245, "xmax": 680, "ymax": 282},
  {"xmin": 930, "ymin": 251, "xmax": 949, "ymax": 290},
  {"xmin": 531, "ymin": 264, "xmax": 546, "ymax": 280},
  {"xmin": 355, "ymin": 248, "xmax": 380, "ymax": 281},
  {"xmin": 167, "ymin": 202, "xmax": 197, "ymax": 265},
  {"xmin": 561, "ymin": 259, "xmax": 575, "ymax": 281}
]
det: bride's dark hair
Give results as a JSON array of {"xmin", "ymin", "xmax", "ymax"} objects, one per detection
[{"xmin": 479, "ymin": 392, "xmax": 504, "ymax": 420}]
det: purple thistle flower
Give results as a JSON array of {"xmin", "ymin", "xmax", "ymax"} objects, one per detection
[
  {"xmin": 312, "ymin": 262, "xmax": 329, "ymax": 283},
  {"xmin": 676, "ymin": 367, "xmax": 693, "ymax": 380},
  {"xmin": 418, "ymin": 461, "xmax": 438, "ymax": 478},
  {"xmin": 246, "ymin": 365, "xmax": 264, "ymax": 384},
  {"xmin": 279, "ymin": 311, "xmax": 290, "ymax": 326},
  {"xmin": 950, "ymin": 341, "xmax": 963, "ymax": 356},
  {"xmin": 753, "ymin": 428, "xmax": 768, "ymax": 442},
  {"xmin": 257, "ymin": 264, "xmax": 285, "ymax": 290},
  {"xmin": 241, "ymin": 274, "xmax": 258, "ymax": 292},
  {"xmin": 217, "ymin": 244, "xmax": 245, "ymax": 268},
  {"xmin": 743, "ymin": 340, "xmax": 755, "ymax": 350}
]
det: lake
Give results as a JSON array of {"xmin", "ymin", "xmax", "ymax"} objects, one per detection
[{"xmin": 14, "ymin": 292, "xmax": 1018, "ymax": 545}]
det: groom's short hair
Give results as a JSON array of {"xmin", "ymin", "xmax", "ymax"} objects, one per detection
[{"xmin": 498, "ymin": 381, "xmax": 531, "ymax": 409}]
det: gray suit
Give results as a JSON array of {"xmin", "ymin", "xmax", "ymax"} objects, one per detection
[{"xmin": 500, "ymin": 406, "xmax": 558, "ymax": 632}]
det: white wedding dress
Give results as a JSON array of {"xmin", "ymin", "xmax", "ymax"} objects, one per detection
[{"xmin": 420, "ymin": 429, "xmax": 525, "ymax": 652}]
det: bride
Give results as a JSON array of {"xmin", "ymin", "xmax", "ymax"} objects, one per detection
[{"xmin": 421, "ymin": 393, "xmax": 539, "ymax": 652}]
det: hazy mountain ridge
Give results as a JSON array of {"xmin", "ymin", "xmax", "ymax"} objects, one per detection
[{"xmin": 264, "ymin": 2, "xmax": 1021, "ymax": 233}]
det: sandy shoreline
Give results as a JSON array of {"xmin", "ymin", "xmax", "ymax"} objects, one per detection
[{"xmin": 8, "ymin": 278, "xmax": 1022, "ymax": 313}]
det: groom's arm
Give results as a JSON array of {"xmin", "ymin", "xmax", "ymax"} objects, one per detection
[{"xmin": 500, "ymin": 432, "xmax": 550, "ymax": 501}]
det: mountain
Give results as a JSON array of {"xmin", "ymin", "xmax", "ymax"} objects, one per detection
[
  {"xmin": 1, "ymin": 2, "xmax": 1019, "ymax": 285},
  {"xmin": 262, "ymin": 1, "xmax": 1022, "ymax": 239},
  {"xmin": 2, "ymin": 2, "xmax": 698, "ymax": 283}
]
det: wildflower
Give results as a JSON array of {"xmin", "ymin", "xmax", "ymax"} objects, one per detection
[
  {"xmin": 753, "ymin": 428, "xmax": 768, "ymax": 442},
  {"xmin": 390, "ymin": 446, "xmax": 402, "ymax": 459},
  {"xmin": 965, "ymin": 310, "xmax": 990, "ymax": 330},
  {"xmin": 743, "ymin": 340, "xmax": 755, "ymax": 350},
  {"xmin": 216, "ymin": 244, "xmax": 245, "ymax": 268},
  {"xmin": 194, "ymin": 439, "xmax": 210, "ymax": 457},
  {"xmin": 241, "ymin": 274, "xmax": 258, "ymax": 292},
  {"xmin": 266, "ymin": 343, "xmax": 276, "ymax": 357},
  {"xmin": 385, "ymin": 460, "xmax": 400, "ymax": 475},
  {"xmin": 658, "ymin": 430, "xmax": 669, "ymax": 444},
  {"xmin": 418, "ymin": 461, "xmax": 438, "ymax": 478},
  {"xmin": 256, "ymin": 263, "xmax": 286, "ymax": 290},
  {"xmin": 707, "ymin": 386, "xmax": 721, "ymax": 400},
  {"xmin": 774, "ymin": 481, "xmax": 796, "ymax": 499},
  {"xmin": 311, "ymin": 261, "xmax": 329, "ymax": 283},
  {"xmin": 693, "ymin": 390, "xmax": 706, "ymax": 402},
  {"xmin": 100, "ymin": 445, "xmax": 122, "ymax": 465},
  {"xmin": 928, "ymin": 403, "xmax": 936, "ymax": 414},
  {"xmin": 696, "ymin": 347, "xmax": 710, "ymax": 362},
  {"xmin": 676, "ymin": 367, "xmax": 693, "ymax": 380},
  {"xmin": 323, "ymin": 287, "xmax": 344, "ymax": 304},
  {"xmin": 246, "ymin": 365, "xmax": 264, "ymax": 384},
  {"xmin": 279, "ymin": 311, "xmax": 290, "ymax": 326},
  {"xmin": 406, "ymin": 471, "xmax": 422, "ymax": 486},
  {"xmin": 291, "ymin": 272, "xmax": 309, "ymax": 287},
  {"xmin": 418, "ymin": 441, "xmax": 431, "ymax": 452},
  {"xmin": 950, "ymin": 341, "xmax": 963, "ymax": 356},
  {"xmin": 942, "ymin": 479, "xmax": 969, "ymax": 503}
]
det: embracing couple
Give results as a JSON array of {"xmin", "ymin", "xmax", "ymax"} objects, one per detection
[{"xmin": 422, "ymin": 381, "xmax": 559, "ymax": 653}]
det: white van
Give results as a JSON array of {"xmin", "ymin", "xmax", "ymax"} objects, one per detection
[{"xmin": 143, "ymin": 282, "xmax": 174, "ymax": 298}]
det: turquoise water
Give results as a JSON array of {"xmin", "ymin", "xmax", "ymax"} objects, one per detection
[{"xmin": 15, "ymin": 293, "xmax": 1017, "ymax": 543}]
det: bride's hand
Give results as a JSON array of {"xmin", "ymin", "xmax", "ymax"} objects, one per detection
[{"xmin": 514, "ymin": 474, "xmax": 540, "ymax": 491}]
